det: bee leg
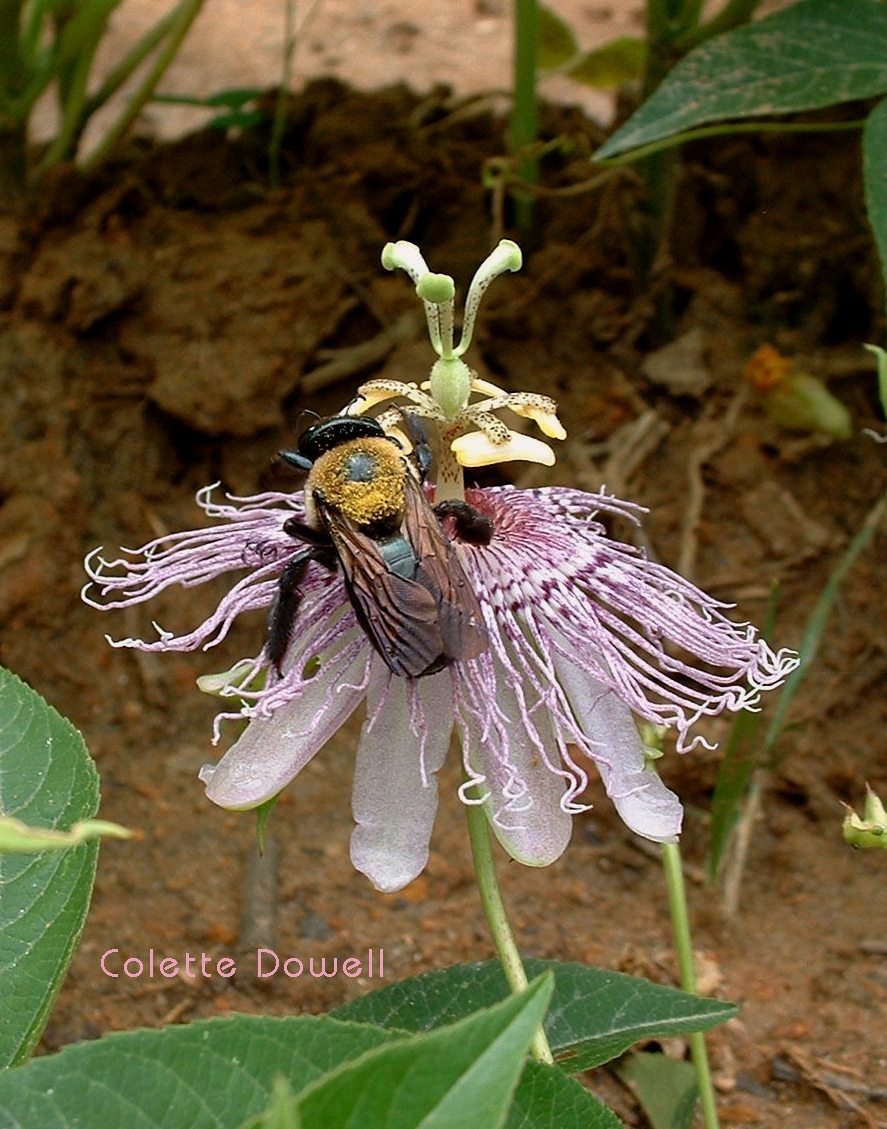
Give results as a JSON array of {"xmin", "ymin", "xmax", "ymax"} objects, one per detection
[
  {"xmin": 391, "ymin": 409, "xmax": 435, "ymax": 482},
  {"xmin": 266, "ymin": 531, "xmax": 337, "ymax": 674},
  {"xmin": 433, "ymin": 499, "xmax": 494, "ymax": 546},
  {"xmin": 282, "ymin": 516, "xmax": 330, "ymax": 546},
  {"xmin": 413, "ymin": 436, "xmax": 433, "ymax": 483},
  {"xmin": 266, "ymin": 552, "xmax": 312, "ymax": 675},
  {"xmin": 277, "ymin": 449, "xmax": 313, "ymax": 473}
]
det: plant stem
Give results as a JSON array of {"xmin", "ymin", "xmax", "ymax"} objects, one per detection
[
  {"xmin": 0, "ymin": 125, "xmax": 28, "ymax": 206},
  {"xmin": 510, "ymin": 0, "xmax": 538, "ymax": 235},
  {"xmin": 268, "ymin": 0, "xmax": 297, "ymax": 188},
  {"xmin": 465, "ymin": 794, "xmax": 553, "ymax": 1065},
  {"xmin": 661, "ymin": 841, "xmax": 720, "ymax": 1129},
  {"xmin": 676, "ymin": 0, "xmax": 762, "ymax": 51}
]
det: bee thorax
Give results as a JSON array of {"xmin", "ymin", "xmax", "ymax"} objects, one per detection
[{"xmin": 310, "ymin": 438, "xmax": 406, "ymax": 527}]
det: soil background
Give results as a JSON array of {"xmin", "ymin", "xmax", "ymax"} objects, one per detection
[{"xmin": 2, "ymin": 4, "xmax": 887, "ymax": 1127}]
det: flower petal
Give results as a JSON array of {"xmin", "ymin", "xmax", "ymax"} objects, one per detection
[
  {"xmin": 458, "ymin": 661, "xmax": 573, "ymax": 867},
  {"xmin": 350, "ymin": 665, "xmax": 454, "ymax": 893},
  {"xmin": 551, "ymin": 648, "xmax": 683, "ymax": 842},
  {"xmin": 451, "ymin": 431, "xmax": 556, "ymax": 467},
  {"xmin": 201, "ymin": 649, "xmax": 369, "ymax": 809}
]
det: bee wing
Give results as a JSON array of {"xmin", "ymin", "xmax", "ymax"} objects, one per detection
[
  {"xmin": 315, "ymin": 499, "xmax": 447, "ymax": 678},
  {"xmin": 401, "ymin": 475, "xmax": 488, "ymax": 663}
]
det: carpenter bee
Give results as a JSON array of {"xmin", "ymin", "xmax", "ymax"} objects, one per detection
[{"xmin": 266, "ymin": 415, "xmax": 492, "ymax": 678}]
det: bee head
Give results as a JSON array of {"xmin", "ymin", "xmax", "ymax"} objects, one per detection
[
  {"xmin": 299, "ymin": 416, "xmax": 387, "ymax": 462},
  {"xmin": 279, "ymin": 415, "xmax": 392, "ymax": 475}
]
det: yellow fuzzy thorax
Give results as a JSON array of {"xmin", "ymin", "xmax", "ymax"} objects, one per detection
[{"xmin": 310, "ymin": 437, "xmax": 406, "ymax": 525}]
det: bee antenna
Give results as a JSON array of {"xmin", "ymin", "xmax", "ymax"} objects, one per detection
[
  {"xmin": 342, "ymin": 391, "xmax": 368, "ymax": 415},
  {"xmin": 295, "ymin": 408, "xmax": 321, "ymax": 428}
]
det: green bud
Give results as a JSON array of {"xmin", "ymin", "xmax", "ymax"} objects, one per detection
[
  {"xmin": 764, "ymin": 372, "xmax": 852, "ymax": 440},
  {"xmin": 842, "ymin": 785, "xmax": 887, "ymax": 850},
  {"xmin": 0, "ymin": 814, "xmax": 134, "ymax": 853},
  {"xmin": 197, "ymin": 659, "xmax": 255, "ymax": 696}
]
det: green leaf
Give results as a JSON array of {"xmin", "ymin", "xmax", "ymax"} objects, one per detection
[
  {"xmin": 595, "ymin": 0, "xmax": 887, "ymax": 160},
  {"xmin": 616, "ymin": 1051, "xmax": 698, "ymax": 1129},
  {"xmin": 151, "ymin": 87, "xmax": 268, "ymax": 130},
  {"xmin": 764, "ymin": 490, "xmax": 887, "ymax": 752},
  {"xmin": 864, "ymin": 99, "xmax": 887, "ymax": 321},
  {"xmin": 332, "ymin": 960, "xmax": 736, "ymax": 1073},
  {"xmin": 507, "ymin": 1061, "xmax": 626, "ymax": 1129},
  {"xmin": 0, "ymin": 1015, "xmax": 399, "ymax": 1124},
  {"xmin": 153, "ymin": 86, "xmax": 263, "ymax": 109},
  {"xmin": 708, "ymin": 590, "xmax": 777, "ymax": 880},
  {"xmin": 0, "ymin": 992, "xmax": 623, "ymax": 1128},
  {"xmin": 864, "ymin": 343, "xmax": 887, "ymax": 417},
  {"xmin": 537, "ymin": 5, "xmax": 580, "ymax": 71},
  {"xmin": 0, "ymin": 668, "xmax": 101, "ymax": 1067},
  {"xmin": 707, "ymin": 704, "xmax": 764, "ymax": 880},
  {"xmin": 295, "ymin": 975, "xmax": 553, "ymax": 1129},
  {"xmin": 567, "ymin": 38, "xmax": 646, "ymax": 90}
]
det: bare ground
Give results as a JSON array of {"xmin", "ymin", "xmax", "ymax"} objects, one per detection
[{"xmin": 1, "ymin": 73, "xmax": 886, "ymax": 1128}]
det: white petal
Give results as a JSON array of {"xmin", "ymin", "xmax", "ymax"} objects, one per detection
[
  {"xmin": 451, "ymin": 430, "xmax": 556, "ymax": 467},
  {"xmin": 551, "ymin": 649, "xmax": 683, "ymax": 842},
  {"xmin": 466, "ymin": 671, "xmax": 573, "ymax": 867},
  {"xmin": 350, "ymin": 665, "xmax": 454, "ymax": 893},
  {"xmin": 202, "ymin": 651, "xmax": 369, "ymax": 809}
]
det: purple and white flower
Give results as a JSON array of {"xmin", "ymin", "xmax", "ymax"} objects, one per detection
[{"xmin": 83, "ymin": 241, "xmax": 798, "ymax": 892}]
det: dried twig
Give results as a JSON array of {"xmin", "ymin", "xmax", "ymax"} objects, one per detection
[
  {"xmin": 774, "ymin": 1048, "xmax": 887, "ymax": 1126},
  {"xmin": 677, "ymin": 388, "xmax": 748, "ymax": 582},
  {"xmin": 302, "ymin": 310, "xmax": 421, "ymax": 394}
]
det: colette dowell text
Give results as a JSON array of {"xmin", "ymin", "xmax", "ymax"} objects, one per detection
[{"xmin": 100, "ymin": 948, "xmax": 385, "ymax": 980}]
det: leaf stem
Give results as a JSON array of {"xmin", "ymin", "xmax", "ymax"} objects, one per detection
[
  {"xmin": 465, "ymin": 793, "xmax": 553, "ymax": 1065},
  {"xmin": 662, "ymin": 840, "xmax": 720, "ymax": 1129}
]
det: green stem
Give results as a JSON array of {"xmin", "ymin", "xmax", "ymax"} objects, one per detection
[
  {"xmin": 662, "ymin": 841, "xmax": 720, "ymax": 1129},
  {"xmin": 510, "ymin": 0, "xmax": 538, "ymax": 235},
  {"xmin": 672, "ymin": 0, "xmax": 705, "ymax": 34},
  {"xmin": 465, "ymin": 793, "xmax": 553, "ymax": 1065},
  {"xmin": 0, "ymin": 123, "xmax": 28, "ymax": 206},
  {"xmin": 644, "ymin": 0, "xmax": 681, "ymax": 95},
  {"xmin": 0, "ymin": 0, "xmax": 27, "ymax": 108},
  {"xmin": 268, "ymin": 0, "xmax": 296, "ymax": 189},
  {"xmin": 0, "ymin": 1, "xmax": 36, "ymax": 200},
  {"xmin": 644, "ymin": 0, "xmax": 673, "ymax": 48},
  {"xmin": 676, "ymin": 0, "xmax": 762, "ymax": 51}
]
